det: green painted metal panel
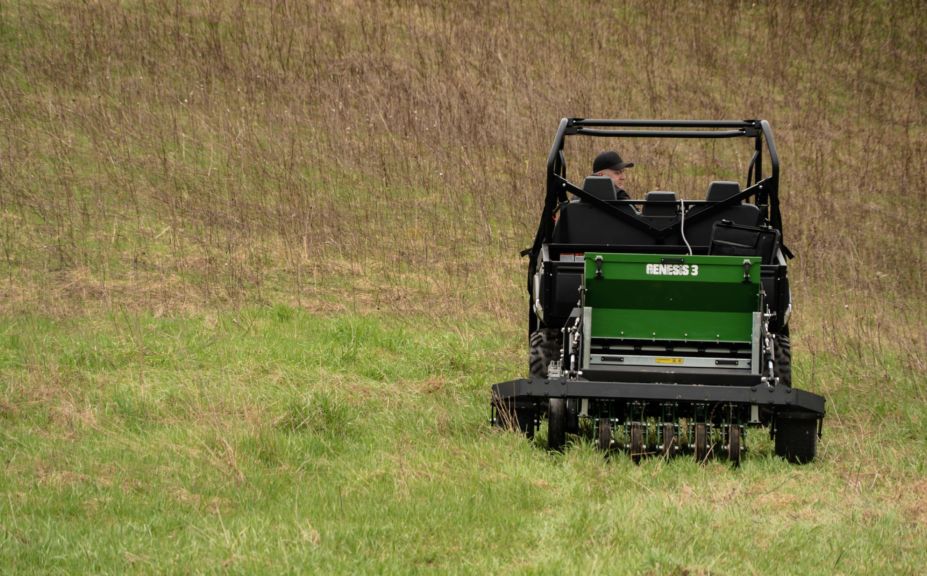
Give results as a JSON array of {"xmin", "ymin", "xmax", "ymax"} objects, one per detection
[
  {"xmin": 591, "ymin": 309, "xmax": 753, "ymax": 342},
  {"xmin": 584, "ymin": 253, "xmax": 761, "ymax": 343}
]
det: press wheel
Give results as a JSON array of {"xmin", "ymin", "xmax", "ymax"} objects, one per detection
[
  {"xmin": 547, "ymin": 398, "xmax": 566, "ymax": 452},
  {"xmin": 597, "ymin": 418, "xmax": 612, "ymax": 452},
  {"xmin": 728, "ymin": 426, "xmax": 742, "ymax": 466},
  {"xmin": 694, "ymin": 423, "xmax": 709, "ymax": 462},
  {"xmin": 661, "ymin": 423, "xmax": 676, "ymax": 458},
  {"xmin": 629, "ymin": 423, "xmax": 644, "ymax": 464}
]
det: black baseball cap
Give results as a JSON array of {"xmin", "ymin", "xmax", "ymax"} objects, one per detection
[{"xmin": 593, "ymin": 150, "xmax": 634, "ymax": 173}]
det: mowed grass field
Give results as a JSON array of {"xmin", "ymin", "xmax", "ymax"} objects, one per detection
[
  {"xmin": 1, "ymin": 308, "xmax": 926, "ymax": 574},
  {"xmin": 1, "ymin": 1, "xmax": 926, "ymax": 574}
]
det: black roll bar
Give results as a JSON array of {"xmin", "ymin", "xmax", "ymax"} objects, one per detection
[
  {"xmin": 525, "ymin": 117, "xmax": 788, "ymax": 272},
  {"xmin": 569, "ymin": 119, "xmax": 757, "ymax": 128},
  {"xmin": 572, "ymin": 129, "xmax": 756, "ymax": 138}
]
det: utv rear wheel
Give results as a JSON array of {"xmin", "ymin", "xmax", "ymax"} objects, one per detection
[
  {"xmin": 529, "ymin": 329, "xmax": 561, "ymax": 378},
  {"xmin": 775, "ymin": 417, "xmax": 817, "ymax": 463},
  {"xmin": 774, "ymin": 334, "xmax": 792, "ymax": 388},
  {"xmin": 547, "ymin": 398, "xmax": 566, "ymax": 451}
]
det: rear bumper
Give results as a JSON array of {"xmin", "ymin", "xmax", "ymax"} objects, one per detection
[{"xmin": 492, "ymin": 377, "xmax": 825, "ymax": 417}]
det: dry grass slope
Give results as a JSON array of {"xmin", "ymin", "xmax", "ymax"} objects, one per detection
[{"xmin": 1, "ymin": 1, "xmax": 925, "ymax": 326}]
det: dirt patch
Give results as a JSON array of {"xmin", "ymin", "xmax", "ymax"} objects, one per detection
[
  {"xmin": 903, "ymin": 479, "xmax": 927, "ymax": 525},
  {"xmin": 416, "ymin": 377, "xmax": 445, "ymax": 394}
]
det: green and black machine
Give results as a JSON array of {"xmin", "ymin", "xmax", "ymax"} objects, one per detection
[{"xmin": 491, "ymin": 119, "xmax": 824, "ymax": 464}]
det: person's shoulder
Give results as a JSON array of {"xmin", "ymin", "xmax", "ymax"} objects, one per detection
[{"xmin": 616, "ymin": 189, "xmax": 631, "ymax": 200}]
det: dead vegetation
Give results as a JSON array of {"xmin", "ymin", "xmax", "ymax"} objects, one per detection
[{"xmin": 0, "ymin": 1, "xmax": 924, "ymax": 344}]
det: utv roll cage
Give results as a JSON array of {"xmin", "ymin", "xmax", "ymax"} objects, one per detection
[{"xmin": 526, "ymin": 118, "xmax": 791, "ymax": 334}]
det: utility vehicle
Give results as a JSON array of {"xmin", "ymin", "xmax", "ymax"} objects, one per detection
[{"xmin": 491, "ymin": 119, "xmax": 824, "ymax": 464}]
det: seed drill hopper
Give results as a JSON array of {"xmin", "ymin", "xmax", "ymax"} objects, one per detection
[{"xmin": 491, "ymin": 119, "xmax": 824, "ymax": 463}]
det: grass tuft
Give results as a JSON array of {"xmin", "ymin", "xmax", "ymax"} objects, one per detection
[{"xmin": 274, "ymin": 391, "xmax": 353, "ymax": 437}]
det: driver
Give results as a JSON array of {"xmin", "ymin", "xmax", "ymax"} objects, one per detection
[{"xmin": 592, "ymin": 150, "xmax": 635, "ymax": 200}]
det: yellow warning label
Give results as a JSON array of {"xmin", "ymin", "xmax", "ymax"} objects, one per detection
[{"xmin": 655, "ymin": 357, "xmax": 684, "ymax": 365}]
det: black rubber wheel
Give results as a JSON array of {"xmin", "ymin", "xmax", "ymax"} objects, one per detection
[
  {"xmin": 775, "ymin": 417, "xmax": 817, "ymax": 464},
  {"xmin": 661, "ymin": 423, "xmax": 676, "ymax": 458},
  {"xmin": 529, "ymin": 329, "xmax": 561, "ymax": 378},
  {"xmin": 565, "ymin": 399, "xmax": 580, "ymax": 435},
  {"xmin": 629, "ymin": 423, "xmax": 644, "ymax": 463},
  {"xmin": 728, "ymin": 426, "xmax": 743, "ymax": 466},
  {"xmin": 597, "ymin": 418, "xmax": 612, "ymax": 452},
  {"xmin": 774, "ymin": 333, "xmax": 792, "ymax": 388},
  {"xmin": 694, "ymin": 423, "xmax": 709, "ymax": 462},
  {"xmin": 547, "ymin": 398, "xmax": 566, "ymax": 451}
]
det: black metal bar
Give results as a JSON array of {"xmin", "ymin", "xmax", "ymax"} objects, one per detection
[
  {"xmin": 571, "ymin": 119, "xmax": 757, "ymax": 129},
  {"xmin": 491, "ymin": 378, "xmax": 826, "ymax": 416},
  {"xmin": 571, "ymin": 128, "xmax": 757, "ymax": 139},
  {"xmin": 746, "ymin": 150, "xmax": 759, "ymax": 187},
  {"xmin": 547, "ymin": 118, "xmax": 569, "ymax": 177},
  {"xmin": 525, "ymin": 118, "xmax": 570, "ymax": 281},
  {"xmin": 753, "ymin": 133, "xmax": 763, "ymax": 184},
  {"xmin": 760, "ymin": 120, "xmax": 785, "ymax": 250},
  {"xmin": 761, "ymin": 120, "xmax": 779, "ymax": 189}
]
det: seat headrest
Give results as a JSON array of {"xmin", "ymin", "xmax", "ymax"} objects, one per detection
[
  {"xmin": 706, "ymin": 181, "xmax": 741, "ymax": 202},
  {"xmin": 581, "ymin": 176, "xmax": 617, "ymax": 201},
  {"xmin": 642, "ymin": 191, "xmax": 677, "ymax": 217}
]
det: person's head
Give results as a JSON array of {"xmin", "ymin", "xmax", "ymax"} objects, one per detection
[{"xmin": 592, "ymin": 150, "xmax": 634, "ymax": 191}]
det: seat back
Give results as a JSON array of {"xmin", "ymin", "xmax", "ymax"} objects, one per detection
[
  {"xmin": 641, "ymin": 191, "xmax": 678, "ymax": 217},
  {"xmin": 706, "ymin": 181, "xmax": 741, "ymax": 202},
  {"xmin": 552, "ymin": 203, "xmax": 654, "ymax": 246},
  {"xmin": 581, "ymin": 176, "xmax": 617, "ymax": 201}
]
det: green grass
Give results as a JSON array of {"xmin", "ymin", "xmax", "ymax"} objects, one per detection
[{"xmin": 1, "ymin": 308, "xmax": 925, "ymax": 574}]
